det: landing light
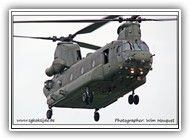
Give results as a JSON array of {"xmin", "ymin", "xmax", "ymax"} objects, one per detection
[
  {"xmin": 137, "ymin": 76, "xmax": 141, "ymax": 81},
  {"xmin": 130, "ymin": 68, "xmax": 135, "ymax": 74},
  {"xmin": 139, "ymin": 68, "xmax": 143, "ymax": 75}
]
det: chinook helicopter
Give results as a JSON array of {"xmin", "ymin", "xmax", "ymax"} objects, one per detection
[{"xmin": 14, "ymin": 15, "xmax": 177, "ymax": 122}]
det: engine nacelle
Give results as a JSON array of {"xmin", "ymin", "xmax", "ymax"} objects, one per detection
[{"xmin": 45, "ymin": 58, "xmax": 66, "ymax": 77}]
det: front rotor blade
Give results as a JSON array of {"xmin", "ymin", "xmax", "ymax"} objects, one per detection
[
  {"xmin": 73, "ymin": 40, "xmax": 101, "ymax": 50},
  {"xmin": 137, "ymin": 18, "xmax": 177, "ymax": 22},
  {"xmin": 72, "ymin": 15, "xmax": 120, "ymax": 37}
]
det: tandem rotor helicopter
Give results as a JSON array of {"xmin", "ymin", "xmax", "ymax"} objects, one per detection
[{"xmin": 13, "ymin": 15, "xmax": 177, "ymax": 122}]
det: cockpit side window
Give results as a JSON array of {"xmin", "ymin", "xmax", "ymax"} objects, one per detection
[
  {"xmin": 140, "ymin": 42, "xmax": 149, "ymax": 51},
  {"xmin": 117, "ymin": 43, "xmax": 131, "ymax": 53},
  {"xmin": 122, "ymin": 43, "xmax": 131, "ymax": 51}
]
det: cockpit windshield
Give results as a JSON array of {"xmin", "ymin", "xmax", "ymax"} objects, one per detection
[
  {"xmin": 117, "ymin": 42, "xmax": 149, "ymax": 53},
  {"xmin": 133, "ymin": 43, "xmax": 141, "ymax": 50},
  {"xmin": 140, "ymin": 42, "xmax": 149, "ymax": 51}
]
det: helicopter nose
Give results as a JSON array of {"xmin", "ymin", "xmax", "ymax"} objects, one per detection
[
  {"xmin": 125, "ymin": 51, "xmax": 153, "ymax": 69},
  {"xmin": 133, "ymin": 51, "xmax": 152, "ymax": 61}
]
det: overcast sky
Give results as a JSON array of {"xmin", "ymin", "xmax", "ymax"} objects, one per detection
[{"xmin": 12, "ymin": 10, "xmax": 179, "ymax": 128}]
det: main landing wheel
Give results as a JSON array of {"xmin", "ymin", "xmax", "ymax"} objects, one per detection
[
  {"xmin": 46, "ymin": 109, "xmax": 53, "ymax": 119},
  {"xmin": 128, "ymin": 91, "xmax": 139, "ymax": 105},
  {"xmin": 94, "ymin": 109, "xmax": 100, "ymax": 122}
]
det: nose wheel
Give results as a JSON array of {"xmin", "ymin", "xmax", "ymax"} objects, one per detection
[{"xmin": 128, "ymin": 90, "xmax": 139, "ymax": 105}]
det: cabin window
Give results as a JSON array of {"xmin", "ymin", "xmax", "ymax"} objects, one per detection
[
  {"xmin": 103, "ymin": 49, "xmax": 109, "ymax": 64},
  {"xmin": 81, "ymin": 67, "xmax": 84, "ymax": 74},
  {"xmin": 92, "ymin": 60, "xmax": 95, "ymax": 68},
  {"xmin": 70, "ymin": 74, "xmax": 73, "ymax": 81}
]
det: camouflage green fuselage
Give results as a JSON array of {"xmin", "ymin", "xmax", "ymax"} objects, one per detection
[{"xmin": 43, "ymin": 40, "xmax": 153, "ymax": 109}]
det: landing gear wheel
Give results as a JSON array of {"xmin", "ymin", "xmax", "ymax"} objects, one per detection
[
  {"xmin": 128, "ymin": 95, "xmax": 134, "ymax": 105},
  {"xmin": 94, "ymin": 111, "xmax": 100, "ymax": 122},
  {"xmin": 128, "ymin": 90, "xmax": 140, "ymax": 105},
  {"xmin": 46, "ymin": 109, "xmax": 53, "ymax": 119},
  {"xmin": 133, "ymin": 95, "xmax": 139, "ymax": 105}
]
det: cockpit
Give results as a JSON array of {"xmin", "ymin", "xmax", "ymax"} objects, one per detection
[{"xmin": 117, "ymin": 41, "xmax": 149, "ymax": 53}]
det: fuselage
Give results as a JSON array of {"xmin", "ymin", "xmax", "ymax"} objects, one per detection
[{"xmin": 43, "ymin": 40, "xmax": 153, "ymax": 109}]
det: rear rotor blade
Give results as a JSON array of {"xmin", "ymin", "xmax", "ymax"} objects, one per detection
[
  {"xmin": 73, "ymin": 40, "xmax": 101, "ymax": 50},
  {"xmin": 72, "ymin": 15, "xmax": 120, "ymax": 37},
  {"xmin": 13, "ymin": 16, "xmax": 177, "ymax": 24},
  {"xmin": 14, "ymin": 35, "xmax": 52, "ymax": 40},
  {"xmin": 14, "ymin": 35, "xmax": 101, "ymax": 50},
  {"xmin": 13, "ymin": 16, "xmax": 119, "ymax": 24},
  {"xmin": 14, "ymin": 15, "xmax": 119, "ymax": 41},
  {"xmin": 14, "ymin": 35, "xmax": 61, "ymax": 42},
  {"xmin": 13, "ymin": 19, "xmax": 107, "ymax": 23}
]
